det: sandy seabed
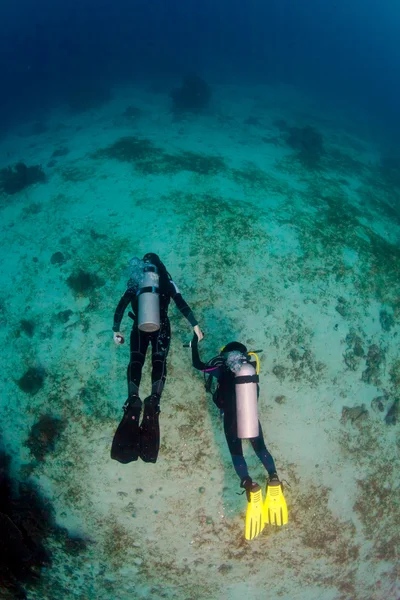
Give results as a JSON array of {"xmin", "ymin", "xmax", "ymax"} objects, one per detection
[{"xmin": 0, "ymin": 82, "xmax": 399, "ymax": 600}]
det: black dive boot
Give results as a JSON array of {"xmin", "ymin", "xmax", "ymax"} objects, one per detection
[
  {"xmin": 139, "ymin": 394, "xmax": 160, "ymax": 463},
  {"xmin": 111, "ymin": 395, "xmax": 142, "ymax": 463}
]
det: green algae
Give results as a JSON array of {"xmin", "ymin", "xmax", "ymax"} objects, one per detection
[{"xmin": 91, "ymin": 136, "xmax": 227, "ymax": 176}]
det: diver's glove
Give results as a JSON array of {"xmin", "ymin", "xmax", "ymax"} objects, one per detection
[{"xmin": 193, "ymin": 324, "xmax": 204, "ymax": 341}]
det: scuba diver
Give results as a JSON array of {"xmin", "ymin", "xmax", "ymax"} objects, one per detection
[
  {"xmin": 111, "ymin": 253, "xmax": 204, "ymax": 465},
  {"xmin": 190, "ymin": 333, "xmax": 288, "ymax": 540}
]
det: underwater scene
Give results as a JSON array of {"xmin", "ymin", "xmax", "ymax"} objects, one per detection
[{"xmin": 0, "ymin": 1, "xmax": 399, "ymax": 599}]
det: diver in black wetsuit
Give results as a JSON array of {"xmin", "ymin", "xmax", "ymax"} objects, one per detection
[
  {"xmin": 191, "ymin": 334, "xmax": 288, "ymax": 538},
  {"xmin": 190, "ymin": 333, "xmax": 278, "ymax": 492},
  {"xmin": 111, "ymin": 253, "xmax": 203, "ymax": 464}
]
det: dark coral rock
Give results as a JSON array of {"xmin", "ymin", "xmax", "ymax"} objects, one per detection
[
  {"xmin": 272, "ymin": 365, "xmax": 287, "ymax": 381},
  {"xmin": 170, "ymin": 74, "xmax": 211, "ymax": 112},
  {"xmin": 92, "ymin": 135, "xmax": 225, "ymax": 176},
  {"xmin": 0, "ymin": 447, "xmax": 86, "ymax": 599},
  {"xmin": 63, "ymin": 535, "xmax": 88, "ymax": 555},
  {"xmin": 66, "ymin": 269, "xmax": 104, "ymax": 296},
  {"xmin": 341, "ymin": 405, "xmax": 369, "ymax": 425},
  {"xmin": 17, "ymin": 368, "xmax": 46, "ymax": 395},
  {"xmin": 335, "ymin": 296, "xmax": 349, "ymax": 317},
  {"xmin": 274, "ymin": 119, "xmax": 289, "ymax": 132},
  {"xmin": 275, "ymin": 395, "xmax": 287, "ymax": 404},
  {"xmin": 286, "ymin": 125, "xmax": 324, "ymax": 167},
  {"xmin": 0, "ymin": 448, "xmax": 52, "ymax": 598},
  {"xmin": 371, "ymin": 395, "xmax": 387, "ymax": 413},
  {"xmin": 361, "ymin": 345, "xmax": 385, "ymax": 385},
  {"xmin": 56, "ymin": 309, "xmax": 73, "ymax": 323},
  {"xmin": 389, "ymin": 359, "xmax": 400, "ymax": 386},
  {"xmin": 353, "ymin": 339, "xmax": 365, "ymax": 357},
  {"xmin": 50, "ymin": 251, "xmax": 65, "ymax": 265},
  {"xmin": 89, "ymin": 229, "xmax": 107, "ymax": 240},
  {"xmin": 344, "ymin": 331, "xmax": 364, "ymax": 370},
  {"xmin": 379, "ymin": 309, "xmax": 395, "ymax": 332},
  {"xmin": 20, "ymin": 319, "xmax": 35, "ymax": 338},
  {"xmin": 344, "ymin": 351, "xmax": 359, "ymax": 371},
  {"xmin": 289, "ymin": 348, "xmax": 301, "ymax": 361},
  {"xmin": 51, "ymin": 146, "xmax": 69, "ymax": 158},
  {"xmin": 92, "ymin": 136, "xmax": 157, "ymax": 164},
  {"xmin": 368, "ymin": 344, "xmax": 383, "ymax": 365},
  {"xmin": 0, "ymin": 162, "xmax": 46, "ymax": 195},
  {"xmin": 385, "ymin": 399, "xmax": 399, "ymax": 425},
  {"xmin": 25, "ymin": 414, "xmax": 67, "ymax": 461},
  {"xmin": 345, "ymin": 330, "xmax": 360, "ymax": 347},
  {"xmin": 218, "ymin": 563, "xmax": 232, "ymax": 574}
]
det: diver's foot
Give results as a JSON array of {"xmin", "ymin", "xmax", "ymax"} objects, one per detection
[
  {"xmin": 111, "ymin": 395, "xmax": 142, "ymax": 464},
  {"xmin": 240, "ymin": 477, "xmax": 253, "ymax": 490},
  {"xmin": 139, "ymin": 394, "xmax": 160, "ymax": 463},
  {"xmin": 123, "ymin": 394, "xmax": 142, "ymax": 412},
  {"xmin": 240, "ymin": 477, "xmax": 256, "ymax": 501}
]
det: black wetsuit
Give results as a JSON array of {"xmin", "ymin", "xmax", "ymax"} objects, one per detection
[
  {"xmin": 191, "ymin": 336, "xmax": 276, "ymax": 484},
  {"xmin": 113, "ymin": 278, "xmax": 198, "ymax": 399}
]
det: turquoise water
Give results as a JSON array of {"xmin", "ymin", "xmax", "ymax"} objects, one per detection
[{"xmin": 0, "ymin": 81, "xmax": 399, "ymax": 599}]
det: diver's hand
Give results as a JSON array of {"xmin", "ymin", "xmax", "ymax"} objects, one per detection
[
  {"xmin": 193, "ymin": 325, "xmax": 204, "ymax": 341},
  {"xmin": 113, "ymin": 332, "xmax": 125, "ymax": 345}
]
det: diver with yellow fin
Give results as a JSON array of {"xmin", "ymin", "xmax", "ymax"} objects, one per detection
[{"xmin": 189, "ymin": 333, "xmax": 288, "ymax": 540}]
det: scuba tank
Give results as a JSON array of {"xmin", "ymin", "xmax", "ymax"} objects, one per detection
[
  {"xmin": 201, "ymin": 342, "xmax": 261, "ymax": 438},
  {"xmin": 137, "ymin": 264, "xmax": 160, "ymax": 332},
  {"xmin": 235, "ymin": 359, "xmax": 259, "ymax": 439},
  {"xmin": 221, "ymin": 348, "xmax": 260, "ymax": 439}
]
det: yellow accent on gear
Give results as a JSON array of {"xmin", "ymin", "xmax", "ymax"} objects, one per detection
[
  {"xmin": 263, "ymin": 480, "xmax": 288, "ymax": 527},
  {"xmin": 247, "ymin": 351, "xmax": 260, "ymax": 374},
  {"xmin": 245, "ymin": 484, "xmax": 265, "ymax": 541}
]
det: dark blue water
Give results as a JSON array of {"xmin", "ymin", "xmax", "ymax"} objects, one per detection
[{"xmin": 1, "ymin": 0, "xmax": 399, "ymax": 136}]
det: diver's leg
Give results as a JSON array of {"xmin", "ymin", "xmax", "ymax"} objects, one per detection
[
  {"xmin": 139, "ymin": 319, "xmax": 170, "ymax": 463},
  {"xmin": 223, "ymin": 411, "xmax": 251, "ymax": 486},
  {"xmin": 150, "ymin": 317, "xmax": 171, "ymax": 397},
  {"xmin": 127, "ymin": 327, "xmax": 150, "ymax": 397},
  {"xmin": 224, "ymin": 411, "xmax": 264, "ymax": 539},
  {"xmin": 250, "ymin": 422, "xmax": 277, "ymax": 477},
  {"xmin": 111, "ymin": 329, "xmax": 149, "ymax": 464},
  {"xmin": 254, "ymin": 424, "xmax": 288, "ymax": 526}
]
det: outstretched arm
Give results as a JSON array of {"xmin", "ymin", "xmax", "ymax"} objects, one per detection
[
  {"xmin": 191, "ymin": 333, "xmax": 207, "ymax": 371},
  {"xmin": 169, "ymin": 280, "xmax": 204, "ymax": 340},
  {"xmin": 112, "ymin": 289, "xmax": 133, "ymax": 334}
]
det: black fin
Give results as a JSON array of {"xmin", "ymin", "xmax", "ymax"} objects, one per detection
[
  {"xmin": 139, "ymin": 395, "xmax": 160, "ymax": 463},
  {"xmin": 111, "ymin": 396, "xmax": 142, "ymax": 464}
]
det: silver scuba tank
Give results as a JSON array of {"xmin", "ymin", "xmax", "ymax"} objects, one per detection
[
  {"xmin": 137, "ymin": 264, "xmax": 160, "ymax": 332},
  {"xmin": 235, "ymin": 361, "xmax": 259, "ymax": 439}
]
